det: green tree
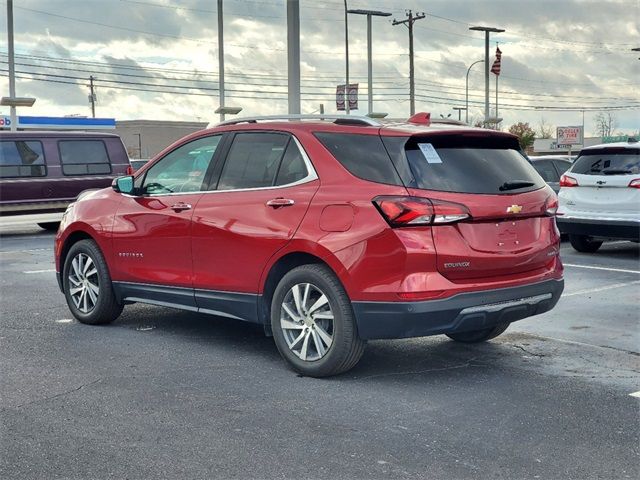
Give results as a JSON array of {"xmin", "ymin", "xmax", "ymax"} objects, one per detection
[{"xmin": 508, "ymin": 122, "xmax": 536, "ymax": 150}]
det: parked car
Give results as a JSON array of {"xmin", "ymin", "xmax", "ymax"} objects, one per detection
[
  {"xmin": 54, "ymin": 114, "xmax": 564, "ymax": 377},
  {"xmin": 557, "ymin": 140, "xmax": 640, "ymax": 252},
  {"xmin": 0, "ymin": 131, "xmax": 129, "ymax": 230},
  {"xmin": 529, "ymin": 155, "xmax": 573, "ymax": 194}
]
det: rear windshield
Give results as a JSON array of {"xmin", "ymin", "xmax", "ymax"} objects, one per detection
[
  {"xmin": 571, "ymin": 148, "xmax": 640, "ymax": 175},
  {"xmin": 383, "ymin": 134, "xmax": 545, "ymax": 194}
]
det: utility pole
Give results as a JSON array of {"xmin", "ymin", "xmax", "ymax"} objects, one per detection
[
  {"xmin": 7, "ymin": 0, "xmax": 16, "ymax": 131},
  {"xmin": 393, "ymin": 10, "xmax": 425, "ymax": 116},
  {"xmin": 89, "ymin": 75, "xmax": 96, "ymax": 118},
  {"xmin": 286, "ymin": 0, "xmax": 300, "ymax": 114}
]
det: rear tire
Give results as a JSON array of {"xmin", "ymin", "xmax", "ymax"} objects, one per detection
[
  {"xmin": 569, "ymin": 234, "xmax": 603, "ymax": 253},
  {"xmin": 38, "ymin": 222, "xmax": 60, "ymax": 231},
  {"xmin": 446, "ymin": 322, "xmax": 509, "ymax": 343},
  {"xmin": 63, "ymin": 239, "xmax": 123, "ymax": 325},
  {"xmin": 271, "ymin": 264, "xmax": 366, "ymax": 377}
]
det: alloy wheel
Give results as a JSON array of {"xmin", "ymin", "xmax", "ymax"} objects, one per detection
[
  {"xmin": 68, "ymin": 253, "xmax": 100, "ymax": 314},
  {"xmin": 280, "ymin": 282, "xmax": 334, "ymax": 361}
]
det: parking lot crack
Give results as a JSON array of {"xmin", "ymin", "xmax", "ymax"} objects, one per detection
[
  {"xmin": 355, "ymin": 357, "xmax": 485, "ymax": 380},
  {"xmin": 511, "ymin": 344, "xmax": 546, "ymax": 357},
  {"xmin": 13, "ymin": 379, "xmax": 102, "ymax": 409}
]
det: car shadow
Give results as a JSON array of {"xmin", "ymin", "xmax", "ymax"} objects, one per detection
[{"xmin": 113, "ymin": 303, "xmax": 524, "ymax": 382}]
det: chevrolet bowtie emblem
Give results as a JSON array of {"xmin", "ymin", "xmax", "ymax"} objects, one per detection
[{"xmin": 507, "ymin": 204, "xmax": 523, "ymax": 214}]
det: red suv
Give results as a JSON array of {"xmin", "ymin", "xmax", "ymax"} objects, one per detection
[{"xmin": 55, "ymin": 114, "xmax": 564, "ymax": 377}]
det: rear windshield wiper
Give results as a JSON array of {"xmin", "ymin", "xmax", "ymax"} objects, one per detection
[
  {"xmin": 601, "ymin": 168, "xmax": 633, "ymax": 175},
  {"xmin": 499, "ymin": 180, "xmax": 535, "ymax": 191}
]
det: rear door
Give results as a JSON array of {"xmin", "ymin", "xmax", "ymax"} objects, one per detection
[
  {"xmin": 383, "ymin": 133, "xmax": 558, "ymax": 282},
  {"xmin": 191, "ymin": 132, "xmax": 319, "ymax": 317},
  {"xmin": 562, "ymin": 147, "xmax": 640, "ymax": 216}
]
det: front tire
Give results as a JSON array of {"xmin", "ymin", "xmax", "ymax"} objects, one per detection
[
  {"xmin": 271, "ymin": 264, "xmax": 365, "ymax": 377},
  {"xmin": 63, "ymin": 239, "xmax": 123, "ymax": 325},
  {"xmin": 569, "ymin": 234, "xmax": 603, "ymax": 253},
  {"xmin": 446, "ymin": 322, "xmax": 509, "ymax": 343}
]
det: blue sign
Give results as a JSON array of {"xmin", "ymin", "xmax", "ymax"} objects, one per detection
[{"xmin": 1, "ymin": 115, "xmax": 116, "ymax": 129}]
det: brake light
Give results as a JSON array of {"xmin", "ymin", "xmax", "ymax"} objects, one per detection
[
  {"xmin": 373, "ymin": 196, "xmax": 470, "ymax": 227},
  {"xmin": 629, "ymin": 179, "xmax": 640, "ymax": 188},
  {"xmin": 559, "ymin": 175, "xmax": 578, "ymax": 187},
  {"xmin": 544, "ymin": 195, "xmax": 558, "ymax": 216}
]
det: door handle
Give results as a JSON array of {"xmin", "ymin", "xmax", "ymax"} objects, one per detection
[
  {"xmin": 171, "ymin": 202, "xmax": 192, "ymax": 212},
  {"xmin": 266, "ymin": 198, "xmax": 295, "ymax": 208}
]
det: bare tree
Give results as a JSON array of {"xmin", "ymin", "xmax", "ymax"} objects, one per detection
[
  {"xmin": 593, "ymin": 111, "xmax": 618, "ymax": 137},
  {"xmin": 536, "ymin": 117, "xmax": 554, "ymax": 139}
]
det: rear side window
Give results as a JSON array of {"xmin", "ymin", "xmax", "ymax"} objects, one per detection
[
  {"xmin": 217, "ymin": 133, "xmax": 289, "ymax": 190},
  {"xmin": 59, "ymin": 140, "xmax": 111, "ymax": 176},
  {"xmin": 532, "ymin": 160, "xmax": 559, "ymax": 182},
  {"xmin": 314, "ymin": 133, "xmax": 402, "ymax": 185},
  {"xmin": 275, "ymin": 140, "xmax": 308, "ymax": 186},
  {"xmin": 571, "ymin": 148, "xmax": 639, "ymax": 175},
  {"xmin": 382, "ymin": 134, "xmax": 545, "ymax": 194},
  {"xmin": 0, "ymin": 140, "xmax": 46, "ymax": 178}
]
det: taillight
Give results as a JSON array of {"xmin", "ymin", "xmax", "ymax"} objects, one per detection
[
  {"xmin": 126, "ymin": 166, "xmax": 134, "ymax": 175},
  {"xmin": 373, "ymin": 196, "xmax": 470, "ymax": 227},
  {"xmin": 544, "ymin": 195, "xmax": 558, "ymax": 216},
  {"xmin": 559, "ymin": 174, "xmax": 578, "ymax": 187},
  {"xmin": 629, "ymin": 179, "xmax": 640, "ymax": 188}
]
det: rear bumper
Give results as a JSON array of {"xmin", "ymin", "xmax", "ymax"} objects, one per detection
[
  {"xmin": 352, "ymin": 278, "xmax": 564, "ymax": 340},
  {"xmin": 557, "ymin": 217, "xmax": 640, "ymax": 241}
]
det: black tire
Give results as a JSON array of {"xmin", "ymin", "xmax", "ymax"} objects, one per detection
[
  {"xmin": 569, "ymin": 234, "xmax": 603, "ymax": 253},
  {"xmin": 63, "ymin": 239, "xmax": 123, "ymax": 325},
  {"xmin": 37, "ymin": 222, "xmax": 60, "ymax": 231},
  {"xmin": 446, "ymin": 322, "xmax": 510, "ymax": 343},
  {"xmin": 270, "ymin": 264, "xmax": 366, "ymax": 377}
]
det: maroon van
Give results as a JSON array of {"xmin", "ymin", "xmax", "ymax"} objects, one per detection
[{"xmin": 0, "ymin": 131, "xmax": 129, "ymax": 229}]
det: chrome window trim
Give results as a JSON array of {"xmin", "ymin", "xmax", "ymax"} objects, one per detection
[{"xmin": 139, "ymin": 134, "xmax": 318, "ymax": 197}]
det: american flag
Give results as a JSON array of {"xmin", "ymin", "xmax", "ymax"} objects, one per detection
[{"xmin": 491, "ymin": 46, "xmax": 502, "ymax": 76}]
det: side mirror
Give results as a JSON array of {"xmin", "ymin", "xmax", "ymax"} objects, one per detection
[{"xmin": 112, "ymin": 176, "xmax": 137, "ymax": 195}]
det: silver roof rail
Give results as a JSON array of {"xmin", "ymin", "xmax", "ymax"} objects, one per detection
[{"xmin": 214, "ymin": 114, "xmax": 382, "ymax": 127}]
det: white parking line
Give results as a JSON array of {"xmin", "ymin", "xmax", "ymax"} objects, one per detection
[
  {"xmin": 563, "ymin": 280, "xmax": 640, "ymax": 297},
  {"xmin": 629, "ymin": 391, "xmax": 640, "ymax": 398},
  {"xmin": 563, "ymin": 263, "xmax": 640, "ymax": 275},
  {"xmin": 23, "ymin": 269, "xmax": 56, "ymax": 274}
]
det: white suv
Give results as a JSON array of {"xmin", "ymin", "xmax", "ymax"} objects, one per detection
[{"xmin": 557, "ymin": 140, "xmax": 640, "ymax": 252}]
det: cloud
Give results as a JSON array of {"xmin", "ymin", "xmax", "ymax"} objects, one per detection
[{"xmin": 0, "ymin": 0, "xmax": 637, "ymax": 134}]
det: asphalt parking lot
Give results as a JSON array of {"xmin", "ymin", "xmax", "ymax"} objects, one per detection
[{"xmin": 1, "ymin": 221, "xmax": 638, "ymax": 479}]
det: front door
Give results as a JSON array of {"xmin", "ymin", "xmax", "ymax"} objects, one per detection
[
  {"xmin": 191, "ymin": 132, "xmax": 319, "ymax": 320},
  {"xmin": 111, "ymin": 134, "xmax": 223, "ymax": 307}
]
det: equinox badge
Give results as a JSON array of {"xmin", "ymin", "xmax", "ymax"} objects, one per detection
[{"xmin": 507, "ymin": 204, "xmax": 523, "ymax": 214}]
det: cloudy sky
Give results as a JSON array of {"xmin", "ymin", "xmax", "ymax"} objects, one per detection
[{"xmin": 1, "ymin": 0, "xmax": 638, "ymax": 135}]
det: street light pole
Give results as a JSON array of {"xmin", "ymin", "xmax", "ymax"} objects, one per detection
[
  {"xmin": 217, "ymin": 0, "xmax": 225, "ymax": 122},
  {"xmin": 286, "ymin": 0, "xmax": 301, "ymax": 114},
  {"xmin": 343, "ymin": 0, "xmax": 350, "ymax": 114},
  {"xmin": 453, "ymin": 107, "xmax": 465, "ymax": 121},
  {"xmin": 347, "ymin": 9, "xmax": 391, "ymax": 115},
  {"xmin": 465, "ymin": 59, "xmax": 484, "ymax": 124},
  {"xmin": 469, "ymin": 26, "xmax": 505, "ymax": 125}
]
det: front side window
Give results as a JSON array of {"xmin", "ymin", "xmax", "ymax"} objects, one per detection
[
  {"xmin": 217, "ymin": 133, "xmax": 290, "ymax": 190},
  {"xmin": 59, "ymin": 140, "xmax": 111, "ymax": 175},
  {"xmin": 0, "ymin": 140, "xmax": 46, "ymax": 178},
  {"xmin": 141, "ymin": 135, "xmax": 221, "ymax": 195}
]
